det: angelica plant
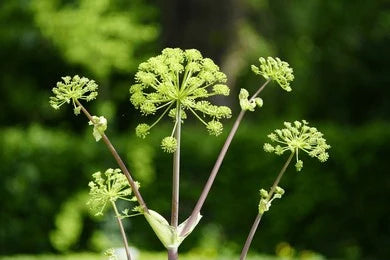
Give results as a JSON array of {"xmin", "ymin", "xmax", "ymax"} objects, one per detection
[
  {"xmin": 240, "ymin": 121, "xmax": 330, "ymax": 260},
  {"xmin": 49, "ymin": 47, "xmax": 330, "ymax": 260}
]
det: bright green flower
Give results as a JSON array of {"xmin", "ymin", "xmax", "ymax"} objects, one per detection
[
  {"xmin": 130, "ymin": 48, "xmax": 232, "ymax": 152},
  {"xmin": 263, "ymin": 120, "xmax": 331, "ymax": 171},
  {"xmin": 49, "ymin": 75, "xmax": 98, "ymax": 115},
  {"xmin": 87, "ymin": 168, "xmax": 138, "ymax": 216},
  {"xmin": 251, "ymin": 57, "xmax": 294, "ymax": 92},
  {"xmin": 161, "ymin": 136, "xmax": 178, "ymax": 153}
]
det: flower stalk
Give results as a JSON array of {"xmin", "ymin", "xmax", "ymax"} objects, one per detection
[
  {"xmin": 111, "ymin": 201, "xmax": 132, "ymax": 260},
  {"xmin": 169, "ymin": 103, "xmax": 182, "ymax": 260},
  {"xmin": 171, "ymin": 102, "xmax": 181, "ymax": 228},
  {"xmin": 76, "ymin": 99, "xmax": 149, "ymax": 213},
  {"xmin": 240, "ymin": 152, "xmax": 294, "ymax": 260},
  {"xmin": 180, "ymin": 79, "xmax": 271, "ymax": 236}
]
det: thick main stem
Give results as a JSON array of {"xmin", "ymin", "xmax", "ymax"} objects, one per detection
[
  {"xmin": 171, "ymin": 104, "xmax": 181, "ymax": 227},
  {"xmin": 168, "ymin": 248, "xmax": 178, "ymax": 260},
  {"xmin": 240, "ymin": 152, "xmax": 294, "ymax": 260},
  {"xmin": 180, "ymin": 79, "xmax": 270, "ymax": 236},
  {"xmin": 111, "ymin": 202, "xmax": 132, "ymax": 260},
  {"xmin": 76, "ymin": 100, "xmax": 149, "ymax": 214},
  {"xmin": 169, "ymin": 104, "xmax": 182, "ymax": 260}
]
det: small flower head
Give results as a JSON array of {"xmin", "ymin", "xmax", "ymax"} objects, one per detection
[
  {"xmin": 135, "ymin": 123, "xmax": 151, "ymax": 138},
  {"xmin": 161, "ymin": 136, "xmax": 177, "ymax": 153},
  {"xmin": 130, "ymin": 48, "xmax": 232, "ymax": 152},
  {"xmin": 251, "ymin": 57, "xmax": 294, "ymax": 92},
  {"xmin": 263, "ymin": 120, "xmax": 331, "ymax": 171},
  {"xmin": 87, "ymin": 168, "xmax": 138, "ymax": 216},
  {"xmin": 206, "ymin": 120, "xmax": 223, "ymax": 136},
  {"xmin": 88, "ymin": 116, "xmax": 107, "ymax": 142},
  {"xmin": 49, "ymin": 75, "xmax": 98, "ymax": 115}
]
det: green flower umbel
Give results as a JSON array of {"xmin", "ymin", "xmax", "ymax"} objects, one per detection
[
  {"xmin": 251, "ymin": 57, "xmax": 294, "ymax": 92},
  {"xmin": 87, "ymin": 168, "xmax": 138, "ymax": 216},
  {"xmin": 130, "ymin": 48, "xmax": 232, "ymax": 152},
  {"xmin": 263, "ymin": 120, "xmax": 331, "ymax": 171},
  {"xmin": 49, "ymin": 75, "xmax": 98, "ymax": 115}
]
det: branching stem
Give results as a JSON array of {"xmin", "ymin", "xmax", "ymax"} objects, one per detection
[
  {"xmin": 180, "ymin": 79, "xmax": 271, "ymax": 236},
  {"xmin": 111, "ymin": 201, "xmax": 132, "ymax": 260},
  {"xmin": 76, "ymin": 100, "xmax": 149, "ymax": 214},
  {"xmin": 239, "ymin": 151, "xmax": 294, "ymax": 260}
]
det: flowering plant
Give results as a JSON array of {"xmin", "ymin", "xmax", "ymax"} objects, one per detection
[{"xmin": 49, "ymin": 48, "xmax": 330, "ymax": 260}]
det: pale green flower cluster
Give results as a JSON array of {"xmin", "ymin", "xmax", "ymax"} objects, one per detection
[
  {"xmin": 49, "ymin": 75, "xmax": 98, "ymax": 115},
  {"xmin": 263, "ymin": 120, "xmax": 331, "ymax": 171},
  {"xmin": 258, "ymin": 186, "xmax": 285, "ymax": 214},
  {"xmin": 238, "ymin": 88, "xmax": 263, "ymax": 111},
  {"xmin": 251, "ymin": 57, "xmax": 294, "ymax": 92},
  {"xmin": 87, "ymin": 168, "xmax": 138, "ymax": 216},
  {"xmin": 130, "ymin": 48, "xmax": 232, "ymax": 153}
]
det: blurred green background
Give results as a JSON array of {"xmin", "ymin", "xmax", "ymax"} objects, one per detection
[{"xmin": 0, "ymin": 0, "xmax": 389, "ymax": 259}]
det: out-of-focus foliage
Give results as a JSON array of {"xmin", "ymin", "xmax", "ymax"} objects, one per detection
[
  {"xmin": 50, "ymin": 193, "xmax": 89, "ymax": 252},
  {"xmin": 242, "ymin": 0, "xmax": 390, "ymax": 123},
  {"xmin": 0, "ymin": 0, "xmax": 389, "ymax": 259},
  {"xmin": 31, "ymin": 0, "xmax": 159, "ymax": 78}
]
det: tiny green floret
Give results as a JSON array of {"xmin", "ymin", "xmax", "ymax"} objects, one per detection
[
  {"xmin": 263, "ymin": 120, "xmax": 331, "ymax": 171},
  {"xmin": 130, "ymin": 48, "xmax": 232, "ymax": 152},
  {"xmin": 49, "ymin": 75, "xmax": 98, "ymax": 115},
  {"xmin": 161, "ymin": 136, "xmax": 178, "ymax": 153},
  {"xmin": 87, "ymin": 168, "xmax": 138, "ymax": 216},
  {"xmin": 135, "ymin": 123, "xmax": 151, "ymax": 138},
  {"xmin": 251, "ymin": 57, "xmax": 294, "ymax": 92}
]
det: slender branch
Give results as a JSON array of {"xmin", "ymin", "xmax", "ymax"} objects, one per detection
[
  {"xmin": 75, "ymin": 100, "xmax": 149, "ymax": 214},
  {"xmin": 239, "ymin": 214, "xmax": 263, "ymax": 260},
  {"xmin": 267, "ymin": 152, "xmax": 294, "ymax": 199},
  {"xmin": 180, "ymin": 79, "xmax": 271, "ymax": 236},
  {"xmin": 111, "ymin": 201, "xmax": 132, "ymax": 260},
  {"xmin": 240, "ymin": 152, "xmax": 294, "ymax": 260}
]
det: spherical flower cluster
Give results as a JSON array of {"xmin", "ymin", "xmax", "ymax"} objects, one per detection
[
  {"xmin": 130, "ymin": 48, "xmax": 232, "ymax": 152},
  {"xmin": 251, "ymin": 57, "xmax": 294, "ymax": 92},
  {"xmin": 87, "ymin": 168, "xmax": 138, "ymax": 216},
  {"xmin": 161, "ymin": 136, "xmax": 178, "ymax": 153},
  {"xmin": 49, "ymin": 75, "xmax": 98, "ymax": 115},
  {"xmin": 263, "ymin": 120, "xmax": 331, "ymax": 171}
]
